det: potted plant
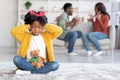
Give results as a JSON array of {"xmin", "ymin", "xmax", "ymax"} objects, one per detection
[{"xmin": 25, "ymin": 1, "xmax": 32, "ymax": 9}]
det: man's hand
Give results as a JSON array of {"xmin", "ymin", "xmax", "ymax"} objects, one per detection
[
  {"xmin": 66, "ymin": 17, "xmax": 80, "ymax": 28},
  {"xmin": 71, "ymin": 17, "xmax": 81, "ymax": 27},
  {"xmin": 66, "ymin": 22, "xmax": 73, "ymax": 27}
]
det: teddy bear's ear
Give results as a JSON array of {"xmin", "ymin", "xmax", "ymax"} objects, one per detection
[
  {"xmin": 37, "ymin": 49, "xmax": 40, "ymax": 53},
  {"xmin": 30, "ymin": 51, "xmax": 35, "ymax": 57},
  {"xmin": 38, "ymin": 49, "xmax": 40, "ymax": 52}
]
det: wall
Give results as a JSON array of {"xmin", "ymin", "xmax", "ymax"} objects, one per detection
[
  {"xmin": 0, "ymin": 0, "xmax": 118, "ymax": 47},
  {"xmin": 0, "ymin": 0, "xmax": 17, "ymax": 47},
  {"xmin": 111, "ymin": 0, "xmax": 120, "ymax": 26}
]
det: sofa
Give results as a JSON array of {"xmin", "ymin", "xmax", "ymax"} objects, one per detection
[{"xmin": 53, "ymin": 22, "xmax": 116, "ymax": 56}]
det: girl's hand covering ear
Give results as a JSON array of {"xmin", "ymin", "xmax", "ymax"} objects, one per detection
[{"xmin": 28, "ymin": 25, "xmax": 31, "ymax": 31}]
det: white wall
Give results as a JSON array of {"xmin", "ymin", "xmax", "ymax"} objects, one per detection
[
  {"xmin": 0, "ymin": 0, "xmax": 118, "ymax": 47},
  {"xmin": 0, "ymin": 0, "xmax": 17, "ymax": 47},
  {"xmin": 111, "ymin": 0, "xmax": 120, "ymax": 26}
]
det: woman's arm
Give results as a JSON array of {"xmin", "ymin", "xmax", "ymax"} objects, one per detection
[
  {"xmin": 92, "ymin": 19, "xmax": 96, "ymax": 29},
  {"xmin": 88, "ymin": 14, "xmax": 96, "ymax": 30},
  {"xmin": 97, "ymin": 15, "xmax": 109, "ymax": 31},
  {"xmin": 11, "ymin": 25, "xmax": 29, "ymax": 42},
  {"xmin": 44, "ymin": 24, "xmax": 63, "ymax": 40}
]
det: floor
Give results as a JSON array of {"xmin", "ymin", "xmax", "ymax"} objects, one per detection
[
  {"xmin": 1, "ymin": 63, "xmax": 120, "ymax": 80},
  {"xmin": 0, "ymin": 47, "xmax": 120, "ymax": 63}
]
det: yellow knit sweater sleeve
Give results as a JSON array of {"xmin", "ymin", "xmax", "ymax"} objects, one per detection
[
  {"xmin": 10, "ymin": 25, "xmax": 28, "ymax": 42},
  {"xmin": 44, "ymin": 24, "xmax": 63, "ymax": 40}
]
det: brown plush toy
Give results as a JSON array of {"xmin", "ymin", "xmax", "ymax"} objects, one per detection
[{"xmin": 29, "ymin": 49, "xmax": 46, "ymax": 69}]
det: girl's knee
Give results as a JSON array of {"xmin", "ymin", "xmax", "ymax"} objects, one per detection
[
  {"xmin": 51, "ymin": 61, "xmax": 59, "ymax": 71},
  {"xmin": 13, "ymin": 55, "xmax": 22, "ymax": 64}
]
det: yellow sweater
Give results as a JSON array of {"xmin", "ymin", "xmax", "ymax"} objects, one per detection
[{"xmin": 11, "ymin": 24, "xmax": 63, "ymax": 62}]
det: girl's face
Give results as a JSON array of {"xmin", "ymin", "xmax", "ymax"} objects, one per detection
[{"xmin": 30, "ymin": 21, "xmax": 44, "ymax": 36}]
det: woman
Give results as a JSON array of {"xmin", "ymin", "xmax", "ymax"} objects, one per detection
[
  {"xmin": 11, "ymin": 10, "xmax": 63, "ymax": 74},
  {"xmin": 82, "ymin": 2, "xmax": 110, "ymax": 56}
]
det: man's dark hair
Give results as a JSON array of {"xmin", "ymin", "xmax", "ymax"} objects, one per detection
[
  {"xmin": 24, "ymin": 10, "xmax": 47, "ymax": 26},
  {"xmin": 63, "ymin": 3, "xmax": 72, "ymax": 12}
]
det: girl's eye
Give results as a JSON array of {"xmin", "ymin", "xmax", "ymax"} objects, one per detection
[
  {"xmin": 31, "ymin": 25, "xmax": 42, "ymax": 28},
  {"xmin": 31, "ymin": 26, "xmax": 35, "ymax": 28},
  {"xmin": 38, "ymin": 26, "xmax": 41, "ymax": 28}
]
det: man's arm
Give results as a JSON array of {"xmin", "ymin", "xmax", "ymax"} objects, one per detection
[{"xmin": 57, "ymin": 14, "xmax": 72, "ymax": 31}]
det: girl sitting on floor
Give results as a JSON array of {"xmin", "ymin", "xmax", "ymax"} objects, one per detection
[{"xmin": 11, "ymin": 10, "xmax": 62, "ymax": 74}]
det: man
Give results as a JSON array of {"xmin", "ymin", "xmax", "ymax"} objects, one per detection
[{"xmin": 57, "ymin": 3, "xmax": 82, "ymax": 55}]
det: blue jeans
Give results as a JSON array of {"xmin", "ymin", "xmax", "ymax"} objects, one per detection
[
  {"xmin": 82, "ymin": 32, "xmax": 108, "ymax": 51},
  {"xmin": 13, "ymin": 55, "xmax": 59, "ymax": 74},
  {"xmin": 63, "ymin": 31, "xmax": 82, "ymax": 53}
]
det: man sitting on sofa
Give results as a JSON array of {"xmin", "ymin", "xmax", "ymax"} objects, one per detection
[{"xmin": 57, "ymin": 3, "xmax": 82, "ymax": 55}]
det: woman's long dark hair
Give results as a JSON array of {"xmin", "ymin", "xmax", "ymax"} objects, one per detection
[{"xmin": 95, "ymin": 2, "xmax": 110, "ymax": 19}]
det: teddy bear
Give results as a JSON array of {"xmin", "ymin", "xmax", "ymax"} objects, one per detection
[{"xmin": 29, "ymin": 49, "xmax": 46, "ymax": 69}]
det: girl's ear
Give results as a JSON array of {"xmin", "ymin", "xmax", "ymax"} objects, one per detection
[{"xmin": 41, "ymin": 26, "xmax": 45, "ymax": 31}]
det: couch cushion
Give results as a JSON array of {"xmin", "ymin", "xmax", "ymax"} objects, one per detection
[
  {"xmin": 74, "ymin": 38, "xmax": 110, "ymax": 47},
  {"xmin": 53, "ymin": 39, "xmax": 65, "ymax": 47},
  {"xmin": 53, "ymin": 38, "xmax": 110, "ymax": 48}
]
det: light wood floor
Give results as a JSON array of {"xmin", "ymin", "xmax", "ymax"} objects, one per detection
[{"xmin": 0, "ymin": 47, "xmax": 120, "ymax": 63}]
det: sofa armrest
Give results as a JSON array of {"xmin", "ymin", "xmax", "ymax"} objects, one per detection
[{"xmin": 109, "ymin": 25, "xmax": 116, "ymax": 49}]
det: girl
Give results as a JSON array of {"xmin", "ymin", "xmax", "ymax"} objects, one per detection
[
  {"xmin": 82, "ymin": 2, "xmax": 110, "ymax": 56},
  {"xmin": 11, "ymin": 10, "xmax": 63, "ymax": 74}
]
